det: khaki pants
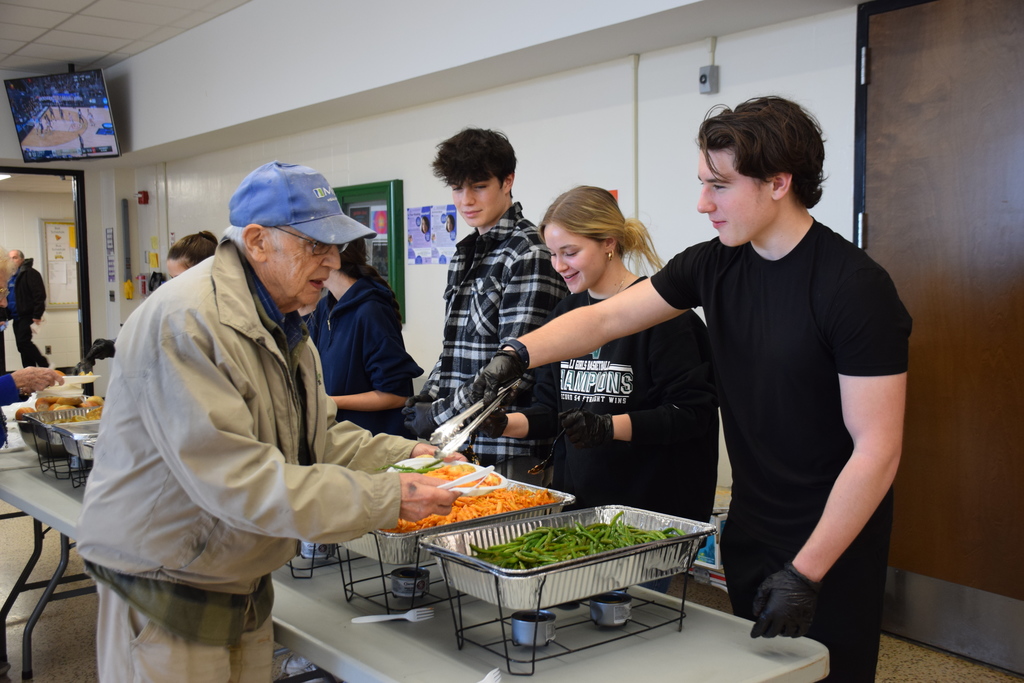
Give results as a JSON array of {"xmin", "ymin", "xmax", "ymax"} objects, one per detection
[{"xmin": 95, "ymin": 582, "xmax": 274, "ymax": 683}]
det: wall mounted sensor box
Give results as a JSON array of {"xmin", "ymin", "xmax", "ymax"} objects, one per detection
[{"xmin": 699, "ymin": 65, "xmax": 719, "ymax": 94}]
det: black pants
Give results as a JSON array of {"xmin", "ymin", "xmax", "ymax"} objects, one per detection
[
  {"xmin": 722, "ymin": 515, "xmax": 891, "ymax": 682},
  {"xmin": 13, "ymin": 317, "xmax": 48, "ymax": 368}
]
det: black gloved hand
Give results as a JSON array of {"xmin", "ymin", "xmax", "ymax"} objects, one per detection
[
  {"xmin": 749, "ymin": 562, "xmax": 822, "ymax": 638},
  {"xmin": 76, "ymin": 338, "xmax": 117, "ymax": 374},
  {"xmin": 559, "ymin": 408, "xmax": 614, "ymax": 448},
  {"xmin": 84, "ymin": 338, "xmax": 117, "ymax": 363},
  {"xmin": 470, "ymin": 349, "xmax": 526, "ymax": 406},
  {"xmin": 402, "ymin": 394, "xmax": 436, "ymax": 439},
  {"xmin": 478, "ymin": 409, "xmax": 509, "ymax": 438}
]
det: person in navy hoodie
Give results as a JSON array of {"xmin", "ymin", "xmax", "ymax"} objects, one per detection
[{"xmin": 308, "ymin": 237, "xmax": 422, "ymax": 436}]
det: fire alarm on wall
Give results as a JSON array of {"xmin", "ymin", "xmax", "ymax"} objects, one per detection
[{"xmin": 136, "ymin": 191, "xmax": 150, "ymax": 205}]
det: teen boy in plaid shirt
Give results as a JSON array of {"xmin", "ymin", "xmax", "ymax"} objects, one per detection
[{"xmin": 404, "ymin": 128, "xmax": 567, "ymax": 481}]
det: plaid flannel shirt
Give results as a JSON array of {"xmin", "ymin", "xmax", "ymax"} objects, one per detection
[{"xmin": 421, "ymin": 202, "xmax": 567, "ymax": 461}]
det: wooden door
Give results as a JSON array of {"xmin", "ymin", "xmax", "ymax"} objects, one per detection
[{"xmin": 861, "ymin": 0, "xmax": 1024, "ymax": 600}]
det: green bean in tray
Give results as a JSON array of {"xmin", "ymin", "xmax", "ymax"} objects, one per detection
[{"xmin": 469, "ymin": 511, "xmax": 685, "ymax": 569}]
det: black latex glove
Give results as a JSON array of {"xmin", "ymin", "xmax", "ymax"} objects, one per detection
[
  {"xmin": 76, "ymin": 338, "xmax": 117, "ymax": 374},
  {"xmin": 478, "ymin": 409, "xmax": 508, "ymax": 438},
  {"xmin": 749, "ymin": 562, "xmax": 822, "ymax": 638},
  {"xmin": 402, "ymin": 394, "xmax": 436, "ymax": 439},
  {"xmin": 84, "ymin": 338, "xmax": 117, "ymax": 362},
  {"xmin": 470, "ymin": 349, "xmax": 526, "ymax": 406},
  {"xmin": 559, "ymin": 408, "xmax": 614, "ymax": 448}
]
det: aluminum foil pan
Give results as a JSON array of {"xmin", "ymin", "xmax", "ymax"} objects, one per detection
[
  {"xmin": 340, "ymin": 482, "xmax": 575, "ymax": 566},
  {"xmin": 25, "ymin": 408, "xmax": 99, "ymax": 446},
  {"xmin": 419, "ymin": 505, "xmax": 715, "ymax": 610},
  {"xmin": 53, "ymin": 422, "xmax": 101, "ymax": 462}
]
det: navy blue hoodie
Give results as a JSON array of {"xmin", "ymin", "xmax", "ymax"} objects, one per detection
[{"xmin": 308, "ymin": 278, "xmax": 422, "ymax": 436}]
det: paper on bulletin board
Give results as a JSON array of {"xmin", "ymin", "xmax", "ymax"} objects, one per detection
[
  {"xmin": 347, "ymin": 202, "xmax": 390, "ymax": 280},
  {"xmin": 407, "ymin": 204, "xmax": 457, "ymax": 265},
  {"xmin": 42, "ymin": 219, "xmax": 78, "ymax": 307}
]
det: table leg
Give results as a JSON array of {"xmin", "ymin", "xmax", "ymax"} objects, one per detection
[
  {"xmin": 21, "ymin": 533, "xmax": 95, "ymax": 680},
  {"xmin": 0, "ymin": 516, "xmax": 44, "ymax": 673}
]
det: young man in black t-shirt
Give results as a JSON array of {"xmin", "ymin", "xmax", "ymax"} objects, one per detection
[{"xmin": 471, "ymin": 97, "xmax": 911, "ymax": 682}]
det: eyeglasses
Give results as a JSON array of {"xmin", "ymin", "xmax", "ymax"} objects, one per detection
[{"xmin": 269, "ymin": 226, "xmax": 348, "ymax": 256}]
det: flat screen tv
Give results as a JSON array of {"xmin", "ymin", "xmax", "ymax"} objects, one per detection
[{"xmin": 4, "ymin": 69, "xmax": 121, "ymax": 163}]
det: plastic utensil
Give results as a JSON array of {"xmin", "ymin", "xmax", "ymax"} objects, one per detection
[
  {"xmin": 438, "ymin": 466, "xmax": 495, "ymax": 491},
  {"xmin": 475, "ymin": 668, "xmax": 502, "ymax": 683},
  {"xmin": 350, "ymin": 607, "xmax": 434, "ymax": 624}
]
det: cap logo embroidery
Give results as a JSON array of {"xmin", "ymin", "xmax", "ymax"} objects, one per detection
[{"xmin": 312, "ymin": 187, "xmax": 334, "ymax": 199}]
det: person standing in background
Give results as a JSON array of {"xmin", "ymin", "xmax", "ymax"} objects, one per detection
[
  {"xmin": 481, "ymin": 186, "xmax": 719, "ymax": 533},
  {"xmin": 8, "ymin": 250, "xmax": 49, "ymax": 368},
  {"xmin": 166, "ymin": 230, "xmax": 218, "ymax": 277},
  {"xmin": 0, "ymin": 247, "xmax": 64, "ymax": 444},
  {"xmin": 403, "ymin": 128, "xmax": 568, "ymax": 482},
  {"xmin": 308, "ymin": 237, "xmax": 423, "ymax": 436}
]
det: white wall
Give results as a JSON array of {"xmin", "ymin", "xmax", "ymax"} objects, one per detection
[
  {"xmin": 147, "ymin": 58, "xmax": 638, "ymax": 379},
  {"xmin": 638, "ymin": 10, "xmax": 858, "ymax": 256},
  {"xmin": 106, "ymin": 0, "xmax": 695, "ymax": 153},
  {"xmin": 112, "ymin": 8, "xmax": 858, "ymax": 487},
  {"xmin": 0, "ymin": 190, "xmax": 81, "ymax": 371}
]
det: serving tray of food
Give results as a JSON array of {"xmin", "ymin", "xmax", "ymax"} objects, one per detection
[
  {"xmin": 340, "ymin": 481, "xmax": 575, "ymax": 566},
  {"xmin": 22, "ymin": 406, "xmax": 102, "ymax": 450},
  {"xmin": 419, "ymin": 505, "xmax": 715, "ymax": 610}
]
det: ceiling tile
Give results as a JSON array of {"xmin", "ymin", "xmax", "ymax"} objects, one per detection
[
  {"xmin": 85, "ymin": 0, "xmax": 191, "ymax": 25},
  {"xmin": 0, "ymin": 37, "xmax": 27, "ymax": 54},
  {"xmin": 0, "ymin": 23, "xmax": 47, "ymax": 41},
  {"xmin": 35, "ymin": 29, "xmax": 134, "ymax": 53},
  {"xmin": 2, "ymin": 0, "xmax": 254, "ymax": 74},
  {"xmin": 0, "ymin": 0, "xmax": 93, "ymax": 11},
  {"xmin": 124, "ymin": 0, "xmax": 227, "ymax": 10},
  {"xmin": 60, "ymin": 14, "xmax": 159, "ymax": 40},
  {"xmin": 0, "ymin": 54, "xmax": 71, "ymax": 72},
  {"xmin": 0, "ymin": 4, "xmax": 71, "ymax": 29},
  {"xmin": 16, "ymin": 42, "xmax": 108, "ymax": 62}
]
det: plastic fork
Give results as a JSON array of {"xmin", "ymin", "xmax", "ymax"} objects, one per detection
[
  {"xmin": 350, "ymin": 607, "xmax": 434, "ymax": 624},
  {"xmin": 475, "ymin": 668, "xmax": 502, "ymax": 683}
]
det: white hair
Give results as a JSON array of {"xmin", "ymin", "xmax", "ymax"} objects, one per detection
[{"xmin": 222, "ymin": 225, "xmax": 246, "ymax": 249}]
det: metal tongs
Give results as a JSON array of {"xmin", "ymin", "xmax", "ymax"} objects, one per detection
[{"xmin": 429, "ymin": 380, "xmax": 520, "ymax": 458}]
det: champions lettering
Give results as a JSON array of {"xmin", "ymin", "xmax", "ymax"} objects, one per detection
[{"xmin": 559, "ymin": 358, "xmax": 634, "ymax": 399}]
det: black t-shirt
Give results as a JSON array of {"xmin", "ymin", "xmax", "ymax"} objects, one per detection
[
  {"xmin": 650, "ymin": 222, "xmax": 912, "ymax": 550},
  {"xmin": 524, "ymin": 279, "xmax": 720, "ymax": 523}
]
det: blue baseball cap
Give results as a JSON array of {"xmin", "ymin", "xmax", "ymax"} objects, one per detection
[{"xmin": 228, "ymin": 161, "xmax": 374, "ymax": 244}]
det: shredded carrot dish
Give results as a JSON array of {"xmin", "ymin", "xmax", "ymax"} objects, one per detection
[{"xmin": 382, "ymin": 487, "xmax": 558, "ymax": 533}]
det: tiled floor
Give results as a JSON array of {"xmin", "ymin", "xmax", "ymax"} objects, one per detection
[{"xmin": 1, "ymin": 498, "xmax": 1019, "ymax": 682}]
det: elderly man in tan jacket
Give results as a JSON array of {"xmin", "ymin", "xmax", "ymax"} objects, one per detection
[{"xmin": 78, "ymin": 161, "xmax": 460, "ymax": 682}]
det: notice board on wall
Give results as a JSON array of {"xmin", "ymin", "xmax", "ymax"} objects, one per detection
[{"xmin": 41, "ymin": 219, "xmax": 78, "ymax": 308}]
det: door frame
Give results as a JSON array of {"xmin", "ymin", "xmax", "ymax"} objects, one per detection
[
  {"xmin": 853, "ymin": 0, "xmax": 1024, "ymax": 674},
  {"xmin": 853, "ymin": 0, "xmax": 937, "ymax": 243},
  {"xmin": 0, "ymin": 165, "xmax": 91, "ymax": 362}
]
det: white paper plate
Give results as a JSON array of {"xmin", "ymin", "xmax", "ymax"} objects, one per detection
[
  {"xmin": 57, "ymin": 375, "xmax": 101, "ymax": 384},
  {"xmin": 388, "ymin": 460, "xmax": 508, "ymax": 496}
]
